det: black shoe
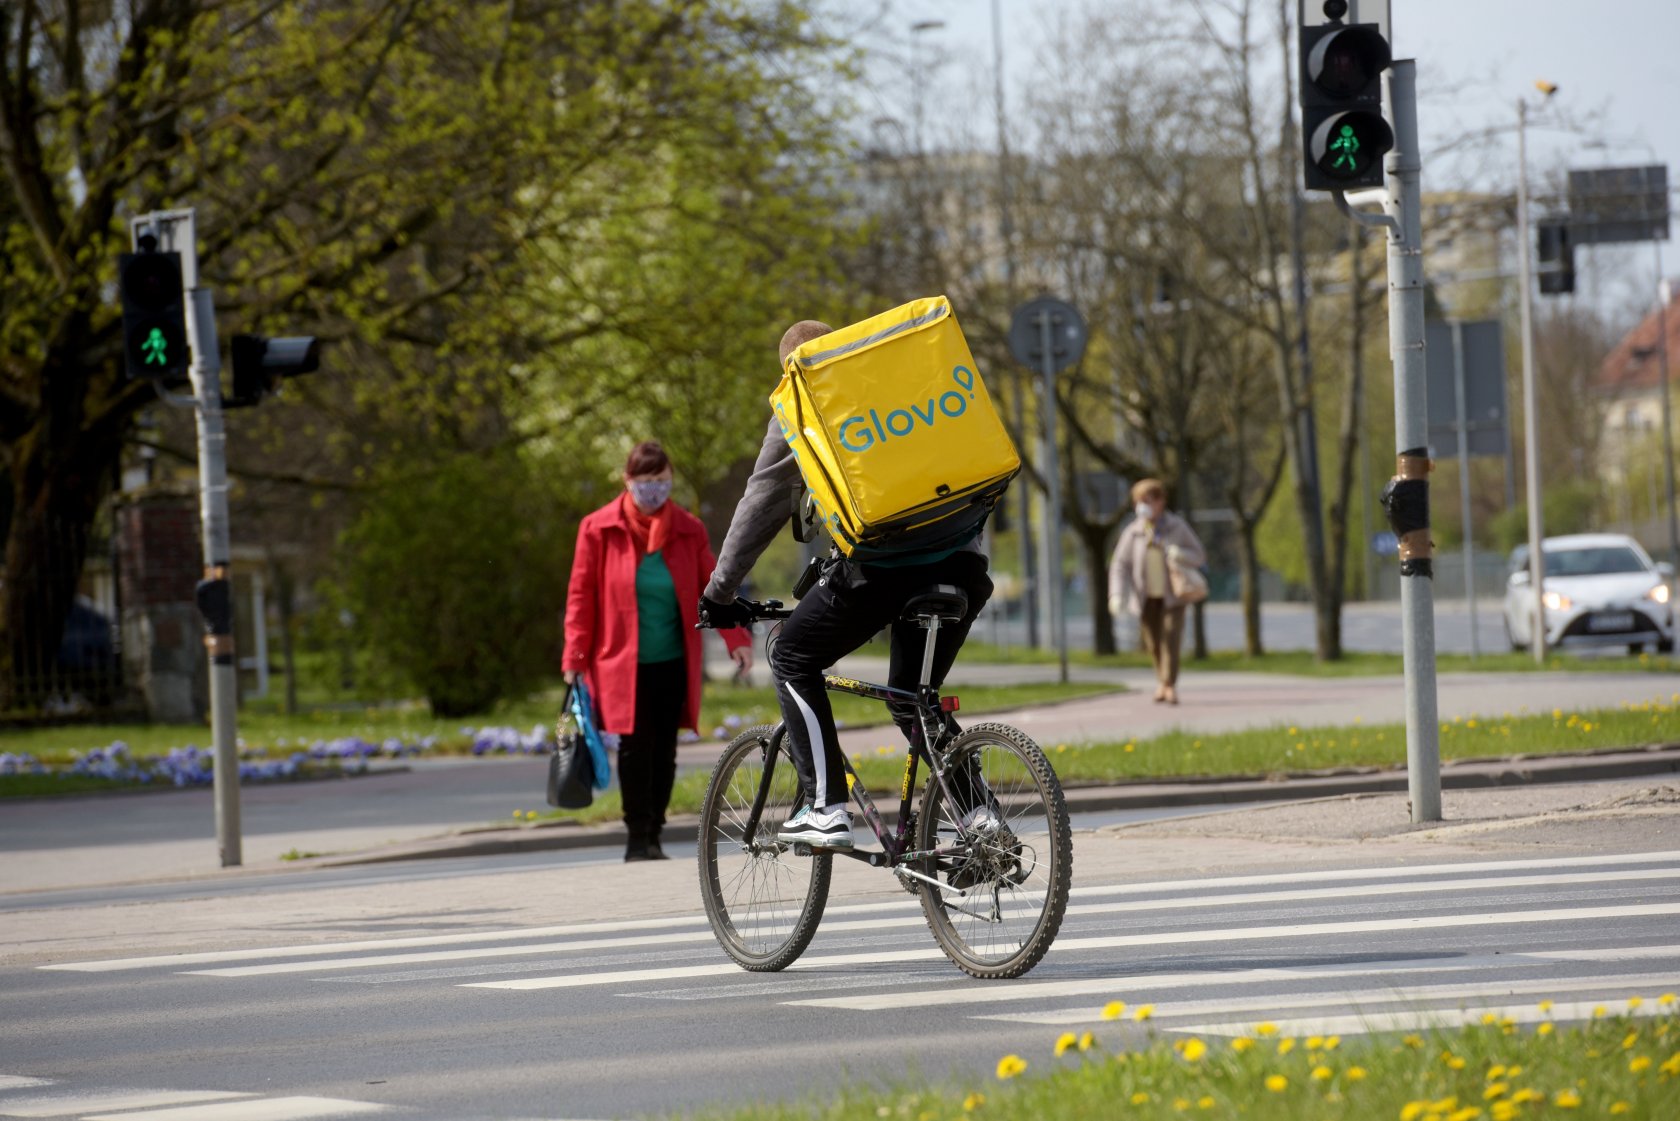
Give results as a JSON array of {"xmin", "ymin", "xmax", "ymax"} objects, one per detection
[
  {"xmin": 645, "ymin": 839, "xmax": 669, "ymax": 860},
  {"xmin": 625, "ymin": 838, "xmax": 652, "ymax": 862}
]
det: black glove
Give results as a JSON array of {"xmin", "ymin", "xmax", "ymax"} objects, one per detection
[{"xmin": 697, "ymin": 595, "xmax": 753, "ymax": 630}]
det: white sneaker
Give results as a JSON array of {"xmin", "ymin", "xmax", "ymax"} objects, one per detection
[{"xmin": 778, "ymin": 805, "xmax": 854, "ymax": 849}]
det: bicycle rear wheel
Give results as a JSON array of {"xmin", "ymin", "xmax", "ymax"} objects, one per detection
[
  {"xmin": 698, "ymin": 724, "xmax": 831, "ymax": 971},
  {"xmin": 914, "ymin": 722, "xmax": 1071, "ymax": 979}
]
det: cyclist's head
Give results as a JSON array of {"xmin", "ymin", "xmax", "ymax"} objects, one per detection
[{"xmin": 778, "ymin": 320, "xmax": 833, "ymax": 365}]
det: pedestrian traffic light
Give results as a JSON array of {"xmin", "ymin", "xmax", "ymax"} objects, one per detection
[
  {"xmin": 228, "ymin": 334, "xmax": 320, "ymax": 407},
  {"xmin": 1298, "ymin": 6, "xmax": 1394, "ymax": 192},
  {"xmin": 1537, "ymin": 220, "xmax": 1575, "ymax": 295},
  {"xmin": 119, "ymin": 248, "xmax": 191, "ymax": 382}
]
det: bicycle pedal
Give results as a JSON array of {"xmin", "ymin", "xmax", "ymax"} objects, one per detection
[{"xmin": 792, "ymin": 842, "xmax": 815, "ymax": 856}]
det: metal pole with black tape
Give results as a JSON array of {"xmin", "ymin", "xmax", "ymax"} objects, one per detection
[
  {"xmin": 143, "ymin": 208, "xmax": 243, "ymax": 866},
  {"xmin": 1378, "ymin": 61, "xmax": 1442, "ymax": 823}
]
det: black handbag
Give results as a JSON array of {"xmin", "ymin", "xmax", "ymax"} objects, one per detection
[{"xmin": 547, "ymin": 686, "xmax": 596, "ymax": 809}]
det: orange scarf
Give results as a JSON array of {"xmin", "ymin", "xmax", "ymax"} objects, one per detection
[{"xmin": 620, "ymin": 491, "xmax": 672, "ymax": 555}]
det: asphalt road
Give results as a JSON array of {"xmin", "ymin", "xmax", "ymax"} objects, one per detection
[{"xmin": 4, "ymin": 788, "xmax": 1678, "ymax": 1121}]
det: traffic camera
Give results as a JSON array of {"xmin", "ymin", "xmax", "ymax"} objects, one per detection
[
  {"xmin": 1298, "ymin": 2, "xmax": 1394, "ymax": 192},
  {"xmin": 228, "ymin": 334, "xmax": 320, "ymax": 407}
]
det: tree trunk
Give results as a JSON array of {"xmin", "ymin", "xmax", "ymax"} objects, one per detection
[
  {"xmin": 1079, "ymin": 522, "xmax": 1117, "ymax": 656},
  {"xmin": 1234, "ymin": 513, "xmax": 1264, "ymax": 657}
]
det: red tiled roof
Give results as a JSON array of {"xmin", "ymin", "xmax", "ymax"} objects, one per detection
[{"xmin": 1597, "ymin": 286, "xmax": 1680, "ymax": 393}]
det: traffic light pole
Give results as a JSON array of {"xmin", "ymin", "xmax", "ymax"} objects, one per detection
[
  {"xmin": 1335, "ymin": 59, "xmax": 1441, "ymax": 823},
  {"xmin": 1037, "ymin": 310, "xmax": 1069, "ymax": 685},
  {"xmin": 1515, "ymin": 99, "xmax": 1548, "ymax": 666},
  {"xmin": 134, "ymin": 208, "xmax": 243, "ymax": 867}
]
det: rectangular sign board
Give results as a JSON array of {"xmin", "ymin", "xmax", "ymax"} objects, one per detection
[
  {"xmin": 1567, "ymin": 165, "xmax": 1669, "ymax": 245},
  {"xmin": 1426, "ymin": 320, "xmax": 1509, "ymax": 458}
]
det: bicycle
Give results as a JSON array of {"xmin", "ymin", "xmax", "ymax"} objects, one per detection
[{"xmin": 696, "ymin": 586, "xmax": 1072, "ymax": 980}]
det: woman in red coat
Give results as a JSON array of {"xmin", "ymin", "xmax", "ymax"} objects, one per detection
[{"xmin": 563, "ymin": 441, "xmax": 751, "ymax": 860}]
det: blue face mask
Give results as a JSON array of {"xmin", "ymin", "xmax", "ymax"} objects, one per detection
[{"xmin": 630, "ymin": 479, "xmax": 672, "ymax": 511}]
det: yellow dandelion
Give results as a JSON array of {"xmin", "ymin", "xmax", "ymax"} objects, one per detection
[
  {"xmin": 1594, "ymin": 1005, "xmax": 1608, "ymax": 1018},
  {"xmin": 962, "ymin": 1092, "xmax": 985, "ymax": 1112},
  {"xmin": 1306, "ymin": 1035, "xmax": 1324, "ymax": 1050},
  {"xmin": 1629, "ymin": 996, "xmax": 1645, "ymax": 1009},
  {"xmin": 1078, "ymin": 1032, "xmax": 1094, "ymax": 1052},
  {"xmin": 1324, "ymin": 1035, "xmax": 1341, "ymax": 1050},
  {"xmin": 1256, "ymin": 1022, "xmax": 1279, "ymax": 1036},
  {"xmin": 995, "ymin": 1054, "xmax": 1027, "ymax": 1080},
  {"xmin": 1346, "ymin": 1066, "xmax": 1366, "ymax": 1081},
  {"xmin": 1622, "ymin": 1031, "xmax": 1640, "ymax": 1050},
  {"xmin": 1481, "ymin": 1012, "xmax": 1499, "ymax": 1025},
  {"xmin": 1198, "ymin": 1096, "xmax": 1214, "ymax": 1110},
  {"xmin": 1133, "ymin": 1004, "xmax": 1154, "ymax": 1021},
  {"xmin": 1554, "ymin": 1089, "xmax": 1582, "ymax": 1108},
  {"xmin": 1483, "ymin": 1083, "xmax": 1508, "ymax": 1100},
  {"xmin": 1180, "ymin": 1038, "xmax": 1208, "ymax": 1061},
  {"xmin": 1447, "ymin": 1056, "xmax": 1467, "ymax": 1070},
  {"xmin": 1131, "ymin": 1091, "xmax": 1150, "ymax": 1105},
  {"xmin": 1054, "ymin": 1032, "xmax": 1077, "ymax": 1057},
  {"xmin": 1264, "ymin": 1074, "xmax": 1287, "ymax": 1093},
  {"xmin": 1278, "ymin": 1038, "xmax": 1296, "ymax": 1055},
  {"xmin": 1506, "ymin": 1066, "xmax": 1522, "ymax": 1078},
  {"xmin": 1491, "ymin": 1103, "xmax": 1518, "ymax": 1121},
  {"xmin": 1402, "ymin": 1034, "xmax": 1425, "ymax": 1049},
  {"xmin": 1660, "ymin": 1053, "xmax": 1680, "ymax": 1076},
  {"xmin": 1630, "ymin": 1055, "xmax": 1651, "ymax": 1073},
  {"xmin": 1311, "ymin": 1065, "xmax": 1332, "ymax": 1081},
  {"xmin": 1446, "ymin": 1109, "xmax": 1482, "ymax": 1121},
  {"xmin": 1537, "ymin": 1023, "xmax": 1555, "ymax": 1036},
  {"xmin": 1486, "ymin": 1065, "xmax": 1506, "ymax": 1080},
  {"xmin": 1231, "ymin": 1037, "xmax": 1255, "ymax": 1053},
  {"xmin": 1101, "ymin": 1000, "xmax": 1126, "ymax": 1020},
  {"xmin": 1610, "ymin": 1104, "xmax": 1631, "ymax": 1115},
  {"xmin": 1400, "ymin": 1103, "xmax": 1429, "ymax": 1121},
  {"xmin": 1659, "ymin": 992, "xmax": 1677, "ymax": 1006}
]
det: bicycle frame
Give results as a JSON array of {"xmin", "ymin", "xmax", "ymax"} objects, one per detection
[{"xmin": 738, "ymin": 634, "xmax": 983, "ymax": 881}]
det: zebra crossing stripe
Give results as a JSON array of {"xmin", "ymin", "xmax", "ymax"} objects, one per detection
[
  {"xmin": 81, "ymin": 1097, "xmax": 387, "ymax": 1120},
  {"xmin": 466, "ymin": 902, "xmax": 1680, "ymax": 991},
  {"xmin": 1169, "ymin": 998, "xmax": 1669, "ymax": 1039},
  {"xmin": 0, "ymin": 1089, "xmax": 253, "ymax": 1117},
  {"xmin": 970, "ymin": 971, "xmax": 1680, "ymax": 1026},
  {"xmin": 39, "ymin": 850, "xmax": 1680, "ymax": 975},
  {"xmin": 785, "ymin": 944, "xmax": 1680, "ymax": 1012}
]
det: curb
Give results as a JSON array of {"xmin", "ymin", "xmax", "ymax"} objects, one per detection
[{"xmin": 318, "ymin": 744, "xmax": 1680, "ymax": 869}]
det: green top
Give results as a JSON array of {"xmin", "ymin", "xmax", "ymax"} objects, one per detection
[{"xmin": 635, "ymin": 551, "xmax": 685, "ymax": 664}]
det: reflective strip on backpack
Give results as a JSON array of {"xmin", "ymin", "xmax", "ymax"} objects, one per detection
[{"xmin": 797, "ymin": 303, "xmax": 949, "ymax": 368}]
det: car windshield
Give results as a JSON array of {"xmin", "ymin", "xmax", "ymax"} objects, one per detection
[{"xmin": 1543, "ymin": 546, "xmax": 1647, "ymax": 577}]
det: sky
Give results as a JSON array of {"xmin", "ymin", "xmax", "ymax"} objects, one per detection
[{"xmin": 857, "ymin": 0, "xmax": 1680, "ymax": 303}]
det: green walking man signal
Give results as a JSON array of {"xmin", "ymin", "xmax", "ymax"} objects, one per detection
[
  {"xmin": 1330, "ymin": 124, "xmax": 1360, "ymax": 170},
  {"xmin": 142, "ymin": 327, "xmax": 170, "ymax": 365}
]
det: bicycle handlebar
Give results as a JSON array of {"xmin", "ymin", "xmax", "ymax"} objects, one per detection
[{"xmin": 696, "ymin": 597, "xmax": 793, "ymax": 629}]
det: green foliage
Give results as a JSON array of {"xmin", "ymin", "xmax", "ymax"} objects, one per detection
[
  {"xmin": 339, "ymin": 450, "xmax": 576, "ymax": 716},
  {"xmin": 1489, "ymin": 481, "xmax": 1601, "ymax": 555}
]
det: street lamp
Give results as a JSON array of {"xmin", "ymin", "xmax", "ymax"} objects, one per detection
[
  {"xmin": 909, "ymin": 18, "xmax": 945, "ymax": 157},
  {"xmin": 1516, "ymin": 80, "xmax": 1558, "ymax": 665}
]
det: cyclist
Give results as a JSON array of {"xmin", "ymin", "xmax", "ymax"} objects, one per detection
[{"xmin": 697, "ymin": 320, "xmax": 996, "ymax": 851}]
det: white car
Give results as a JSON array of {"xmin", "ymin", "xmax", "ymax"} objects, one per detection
[{"xmin": 1503, "ymin": 533, "xmax": 1674, "ymax": 654}]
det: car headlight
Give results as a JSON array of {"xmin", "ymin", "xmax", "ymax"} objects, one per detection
[
  {"xmin": 1541, "ymin": 590, "xmax": 1572, "ymax": 612},
  {"xmin": 1651, "ymin": 583, "xmax": 1673, "ymax": 605}
]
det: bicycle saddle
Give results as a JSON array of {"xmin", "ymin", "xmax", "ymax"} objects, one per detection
[{"xmin": 902, "ymin": 584, "xmax": 968, "ymax": 623}]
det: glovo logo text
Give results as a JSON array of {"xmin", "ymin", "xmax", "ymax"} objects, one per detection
[{"xmin": 836, "ymin": 366, "xmax": 977, "ymax": 454}]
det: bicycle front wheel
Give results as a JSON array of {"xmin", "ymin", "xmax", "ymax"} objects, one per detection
[
  {"xmin": 914, "ymin": 722, "xmax": 1072, "ymax": 979},
  {"xmin": 698, "ymin": 724, "xmax": 831, "ymax": 971}
]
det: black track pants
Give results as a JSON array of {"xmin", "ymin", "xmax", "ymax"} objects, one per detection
[
  {"xmin": 768, "ymin": 552, "xmax": 993, "ymax": 812},
  {"xmin": 617, "ymin": 657, "xmax": 686, "ymax": 842}
]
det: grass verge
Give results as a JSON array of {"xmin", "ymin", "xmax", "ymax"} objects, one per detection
[
  {"xmin": 513, "ymin": 700, "xmax": 1679, "ymax": 827},
  {"xmin": 1, "ymin": 681, "xmax": 1115, "ymax": 767},
  {"xmin": 684, "ymin": 1007, "xmax": 1680, "ymax": 1121}
]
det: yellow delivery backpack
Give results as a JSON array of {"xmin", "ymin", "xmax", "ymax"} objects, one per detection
[{"xmin": 771, "ymin": 296, "xmax": 1021, "ymax": 560}]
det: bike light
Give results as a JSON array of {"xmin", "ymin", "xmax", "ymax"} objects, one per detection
[
  {"xmin": 941, "ymin": 696, "xmax": 961, "ymax": 713},
  {"xmin": 1541, "ymin": 590, "xmax": 1572, "ymax": 612},
  {"xmin": 1649, "ymin": 583, "xmax": 1672, "ymax": 605}
]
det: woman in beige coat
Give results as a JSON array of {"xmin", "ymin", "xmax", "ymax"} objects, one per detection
[{"xmin": 1107, "ymin": 478, "xmax": 1207, "ymax": 704}]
